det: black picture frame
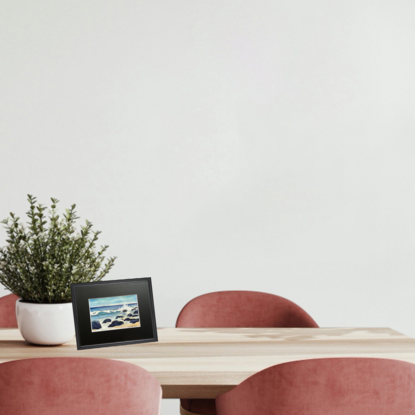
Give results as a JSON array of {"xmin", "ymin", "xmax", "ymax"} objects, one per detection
[{"xmin": 71, "ymin": 278, "xmax": 157, "ymax": 350}]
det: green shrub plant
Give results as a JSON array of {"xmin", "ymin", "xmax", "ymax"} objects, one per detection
[{"xmin": 0, "ymin": 195, "xmax": 116, "ymax": 303}]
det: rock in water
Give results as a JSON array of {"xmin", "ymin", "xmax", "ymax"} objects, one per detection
[
  {"xmin": 116, "ymin": 315, "xmax": 124, "ymax": 319},
  {"xmin": 109, "ymin": 320, "xmax": 124, "ymax": 328},
  {"xmin": 102, "ymin": 319, "xmax": 111, "ymax": 324},
  {"xmin": 92, "ymin": 321, "xmax": 102, "ymax": 330},
  {"xmin": 133, "ymin": 311, "xmax": 138, "ymax": 315},
  {"xmin": 130, "ymin": 318, "xmax": 140, "ymax": 324},
  {"xmin": 127, "ymin": 313, "xmax": 133, "ymax": 317}
]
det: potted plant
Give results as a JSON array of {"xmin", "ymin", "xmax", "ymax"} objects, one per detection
[{"xmin": 0, "ymin": 195, "xmax": 116, "ymax": 345}]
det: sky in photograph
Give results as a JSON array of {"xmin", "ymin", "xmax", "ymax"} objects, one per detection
[{"xmin": 89, "ymin": 294, "xmax": 138, "ymax": 308}]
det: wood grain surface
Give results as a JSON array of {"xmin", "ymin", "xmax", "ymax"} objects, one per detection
[{"xmin": 1, "ymin": 327, "xmax": 414, "ymax": 398}]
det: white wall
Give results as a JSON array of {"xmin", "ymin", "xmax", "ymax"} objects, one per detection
[{"xmin": 1, "ymin": 1, "xmax": 415, "ymax": 412}]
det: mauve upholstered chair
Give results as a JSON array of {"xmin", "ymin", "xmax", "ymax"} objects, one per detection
[
  {"xmin": 176, "ymin": 291, "xmax": 318, "ymax": 415},
  {"xmin": 0, "ymin": 357, "xmax": 162, "ymax": 415},
  {"xmin": 0, "ymin": 293, "xmax": 18, "ymax": 328},
  {"xmin": 216, "ymin": 358, "xmax": 415, "ymax": 415}
]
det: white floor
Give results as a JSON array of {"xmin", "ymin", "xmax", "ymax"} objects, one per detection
[{"xmin": 161, "ymin": 399, "xmax": 180, "ymax": 415}]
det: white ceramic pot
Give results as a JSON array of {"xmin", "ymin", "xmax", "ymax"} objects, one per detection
[{"xmin": 16, "ymin": 300, "xmax": 75, "ymax": 345}]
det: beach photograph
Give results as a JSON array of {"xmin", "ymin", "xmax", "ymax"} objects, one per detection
[{"xmin": 89, "ymin": 295, "xmax": 140, "ymax": 332}]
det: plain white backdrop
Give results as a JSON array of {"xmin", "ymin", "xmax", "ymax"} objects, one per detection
[{"xmin": 1, "ymin": 1, "xmax": 415, "ymax": 413}]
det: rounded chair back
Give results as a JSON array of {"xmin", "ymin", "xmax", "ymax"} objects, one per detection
[
  {"xmin": 0, "ymin": 357, "xmax": 162, "ymax": 415},
  {"xmin": 176, "ymin": 291, "xmax": 318, "ymax": 328},
  {"xmin": 216, "ymin": 358, "xmax": 415, "ymax": 415},
  {"xmin": 0, "ymin": 293, "xmax": 18, "ymax": 328},
  {"xmin": 176, "ymin": 291, "xmax": 318, "ymax": 415}
]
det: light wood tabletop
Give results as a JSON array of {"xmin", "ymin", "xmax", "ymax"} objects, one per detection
[{"xmin": 1, "ymin": 327, "xmax": 415, "ymax": 398}]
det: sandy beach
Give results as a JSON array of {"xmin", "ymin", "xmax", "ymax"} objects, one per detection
[{"xmin": 92, "ymin": 321, "xmax": 141, "ymax": 332}]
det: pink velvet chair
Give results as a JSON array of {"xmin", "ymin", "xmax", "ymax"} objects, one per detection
[
  {"xmin": 176, "ymin": 291, "xmax": 318, "ymax": 415},
  {"xmin": 0, "ymin": 357, "xmax": 162, "ymax": 415},
  {"xmin": 216, "ymin": 358, "xmax": 415, "ymax": 415},
  {"xmin": 0, "ymin": 293, "xmax": 18, "ymax": 328}
]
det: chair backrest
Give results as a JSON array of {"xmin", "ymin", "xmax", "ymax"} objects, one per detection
[
  {"xmin": 176, "ymin": 291, "xmax": 318, "ymax": 328},
  {"xmin": 0, "ymin": 293, "xmax": 18, "ymax": 328},
  {"xmin": 0, "ymin": 357, "xmax": 162, "ymax": 415},
  {"xmin": 216, "ymin": 358, "xmax": 415, "ymax": 415}
]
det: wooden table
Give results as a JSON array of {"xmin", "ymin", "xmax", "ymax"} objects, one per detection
[{"xmin": 1, "ymin": 327, "xmax": 415, "ymax": 399}]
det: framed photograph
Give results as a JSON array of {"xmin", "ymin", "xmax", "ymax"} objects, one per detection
[{"xmin": 71, "ymin": 278, "xmax": 157, "ymax": 350}]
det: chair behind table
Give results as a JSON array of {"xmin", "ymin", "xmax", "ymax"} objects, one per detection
[
  {"xmin": 176, "ymin": 290, "xmax": 318, "ymax": 415},
  {"xmin": 0, "ymin": 293, "xmax": 18, "ymax": 328}
]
